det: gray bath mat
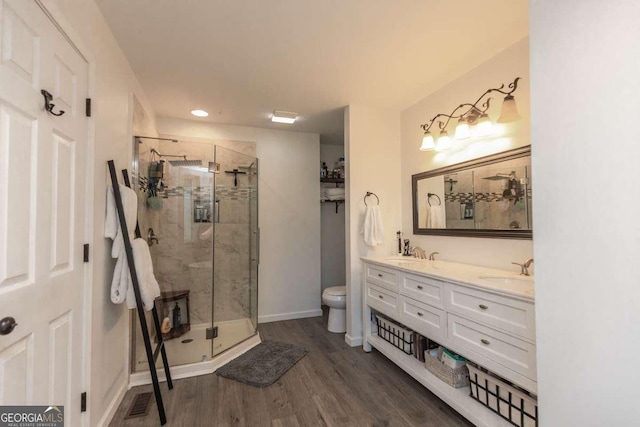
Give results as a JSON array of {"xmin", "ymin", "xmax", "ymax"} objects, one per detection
[{"xmin": 216, "ymin": 340, "xmax": 308, "ymax": 387}]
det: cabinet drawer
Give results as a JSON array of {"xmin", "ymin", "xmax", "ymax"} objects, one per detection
[
  {"xmin": 400, "ymin": 273, "xmax": 445, "ymax": 308},
  {"xmin": 399, "ymin": 295, "xmax": 445, "ymax": 341},
  {"xmin": 445, "ymin": 284, "xmax": 535, "ymax": 341},
  {"xmin": 448, "ymin": 314, "xmax": 537, "ymax": 380},
  {"xmin": 366, "ymin": 283, "xmax": 398, "ymax": 317},
  {"xmin": 365, "ymin": 264, "xmax": 399, "ymax": 292}
]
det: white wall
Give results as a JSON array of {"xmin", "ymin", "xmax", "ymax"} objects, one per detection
[
  {"xmin": 50, "ymin": 0, "xmax": 158, "ymax": 425},
  {"xmin": 344, "ymin": 105, "xmax": 401, "ymax": 345},
  {"xmin": 531, "ymin": 1, "xmax": 640, "ymax": 425},
  {"xmin": 156, "ymin": 117, "xmax": 322, "ymax": 323},
  {"xmin": 400, "ymin": 38, "xmax": 533, "ymax": 270},
  {"xmin": 320, "ymin": 144, "xmax": 346, "ymax": 291}
]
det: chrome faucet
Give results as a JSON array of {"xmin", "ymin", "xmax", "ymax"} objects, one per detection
[
  {"xmin": 512, "ymin": 258, "xmax": 533, "ymax": 276},
  {"xmin": 413, "ymin": 247, "xmax": 427, "ymax": 259},
  {"xmin": 147, "ymin": 228, "xmax": 159, "ymax": 246},
  {"xmin": 428, "ymin": 251, "xmax": 439, "ymax": 261}
]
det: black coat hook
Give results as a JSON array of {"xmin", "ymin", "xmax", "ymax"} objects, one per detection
[{"xmin": 41, "ymin": 90, "xmax": 65, "ymax": 116}]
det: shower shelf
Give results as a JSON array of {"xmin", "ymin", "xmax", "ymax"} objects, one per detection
[
  {"xmin": 156, "ymin": 290, "xmax": 191, "ymax": 341},
  {"xmin": 321, "ymin": 177, "xmax": 344, "ymax": 184}
]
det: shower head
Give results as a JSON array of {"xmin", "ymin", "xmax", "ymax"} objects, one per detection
[{"xmin": 168, "ymin": 159, "xmax": 203, "ymax": 167}]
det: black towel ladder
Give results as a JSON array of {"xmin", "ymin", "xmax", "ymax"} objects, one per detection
[{"xmin": 107, "ymin": 160, "xmax": 173, "ymax": 425}]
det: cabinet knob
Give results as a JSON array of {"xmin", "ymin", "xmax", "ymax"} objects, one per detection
[
  {"xmin": 479, "ymin": 304, "xmax": 489, "ymax": 310},
  {"xmin": 417, "ymin": 312, "xmax": 423, "ymax": 317},
  {"xmin": 378, "ymin": 295, "xmax": 383, "ymax": 299},
  {"xmin": 417, "ymin": 285, "xmax": 423, "ymax": 290},
  {"xmin": 377, "ymin": 274, "xmax": 383, "ymax": 278},
  {"xmin": 481, "ymin": 339, "xmax": 491, "ymax": 345}
]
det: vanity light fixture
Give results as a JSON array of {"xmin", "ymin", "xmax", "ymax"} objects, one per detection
[
  {"xmin": 191, "ymin": 109, "xmax": 209, "ymax": 117},
  {"xmin": 419, "ymin": 77, "xmax": 522, "ymax": 152},
  {"xmin": 271, "ymin": 110, "xmax": 298, "ymax": 124}
]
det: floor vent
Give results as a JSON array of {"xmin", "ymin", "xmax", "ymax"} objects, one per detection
[{"xmin": 124, "ymin": 392, "xmax": 153, "ymax": 419}]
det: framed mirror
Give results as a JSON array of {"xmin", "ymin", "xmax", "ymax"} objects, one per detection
[{"xmin": 412, "ymin": 146, "xmax": 532, "ymax": 239}]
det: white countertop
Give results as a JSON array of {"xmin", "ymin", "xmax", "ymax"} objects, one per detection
[{"xmin": 361, "ymin": 255, "xmax": 535, "ymax": 301}]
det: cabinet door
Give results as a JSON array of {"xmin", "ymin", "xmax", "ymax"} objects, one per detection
[
  {"xmin": 445, "ymin": 283, "xmax": 535, "ymax": 341},
  {"xmin": 448, "ymin": 314, "xmax": 537, "ymax": 381},
  {"xmin": 365, "ymin": 264, "xmax": 399, "ymax": 292},
  {"xmin": 400, "ymin": 273, "xmax": 445, "ymax": 308},
  {"xmin": 366, "ymin": 283, "xmax": 398, "ymax": 317},
  {"xmin": 399, "ymin": 295, "xmax": 445, "ymax": 341}
]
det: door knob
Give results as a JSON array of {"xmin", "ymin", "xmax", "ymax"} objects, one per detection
[{"xmin": 0, "ymin": 317, "xmax": 17, "ymax": 335}]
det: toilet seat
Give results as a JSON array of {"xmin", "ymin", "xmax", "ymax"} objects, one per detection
[{"xmin": 323, "ymin": 286, "xmax": 346, "ymax": 297}]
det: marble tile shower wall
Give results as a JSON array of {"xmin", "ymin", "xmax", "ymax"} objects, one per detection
[{"xmin": 135, "ymin": 139, "xmax": 256, "ymax": 326}]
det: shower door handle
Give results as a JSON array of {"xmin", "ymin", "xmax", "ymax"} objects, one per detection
[{"xmin": 252, "ymin": 228, "xmax": 260, "ymax": 265}]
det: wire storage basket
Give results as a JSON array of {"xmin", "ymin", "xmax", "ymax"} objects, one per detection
[
  {"xmin": 375, "ymin": 314, "xmax": 414, "ymax": 354},
  {"xmin": 468, "ymin": 364, "xmax": 538, "ymax": 427}
]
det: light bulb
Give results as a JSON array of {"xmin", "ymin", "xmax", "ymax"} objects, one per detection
[
  {"xmin": 475, "ymin": 113, "xmax": 494, "ymax": 138},
  {"xmin": 420, "ymin": 131, "xmax": 436, "ymax": 151},
  {"xmin": 435, "ymin": 130, "xmax": 452, "ymax": 151},
  {"xmin": 454, "ymin": 117, "xmax": 470, "ymax": 140},
  {"xmin": 497, "ymin": 95, "xmax": 521, "ymax": 123}
]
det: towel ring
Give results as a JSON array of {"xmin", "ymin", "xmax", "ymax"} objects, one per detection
[
  {"xmin": 427, "ymin": 193, "xmax": 441, "ymax": 206},
  {"xmin": 364, "ymin": 191, "xmax": 379, "ymax": 206}
]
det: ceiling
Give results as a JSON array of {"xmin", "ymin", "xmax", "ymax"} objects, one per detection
[{"xmin": 97, "ymin": 0, "xmax": 528, "ymax": 145}]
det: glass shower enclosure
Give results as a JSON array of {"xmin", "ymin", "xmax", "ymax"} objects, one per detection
[{"xmin": 132, "ymin": 137, "xmax": 258, "ymax": 372}]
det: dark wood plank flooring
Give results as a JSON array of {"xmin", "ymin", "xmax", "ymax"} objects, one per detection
[{"xmin": 110, "ymin": 308, "xmax": 473, "ymax": 426}]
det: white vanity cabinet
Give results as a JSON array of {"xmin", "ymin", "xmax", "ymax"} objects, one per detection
[{"xmin": 362, "ymin": 258, "xmax": 536, "ymax": 427}]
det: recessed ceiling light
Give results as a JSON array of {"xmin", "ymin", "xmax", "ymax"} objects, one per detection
[
  {"xmin": 271, "ymin": 110, "xmax": 297, "ymax": 124},
  {"xmin": 191, "ymin": 109, "xmax": 209, "ymax": 117}
]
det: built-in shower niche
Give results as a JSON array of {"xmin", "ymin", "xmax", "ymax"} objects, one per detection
[{"xmin": 193, "ymin": 199, "xmax": 212, "ymax": 223}]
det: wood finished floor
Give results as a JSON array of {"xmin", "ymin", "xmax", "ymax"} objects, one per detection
[{"xmin": 110, "ymin": 308, "xmax": 473, "ymax": 427}]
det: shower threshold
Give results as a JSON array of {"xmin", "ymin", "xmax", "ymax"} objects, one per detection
[{"xmin": 130, "ymin": 318, "xmax": 260, "ymax": 387}]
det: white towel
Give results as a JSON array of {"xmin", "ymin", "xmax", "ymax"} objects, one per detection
[
  {"xmin": 105, "ymin": 185, "xmax": 160, "ymax": 311},
  {"xmin": 127, "ymin": 239, "xmax": 160, "ymax": 311},
  {"xmin": 426, "ymin": 205, "xmax": 444, "ymax": 228},
  {"xmin": 109, "ymin": 239, "xmax": 160, "ymax": 311},
  {"xmin": 361, "ymin": 206, "xmax": 384, "ymax": 247},
  {"xmin": 321, "ymin": 188, "xmax": 345, "ymax": 201},
  {"xmin": 105, "ymin": 185, "xmax": 138, "ymax": 258}
]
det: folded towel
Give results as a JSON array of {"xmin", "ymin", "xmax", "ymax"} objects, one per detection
[
  {"xmin": 324, "ymin": 188, "xmax": 345, "ymax": 197},
  {"xmin": 110, "ymin": 238, "xmax": 160, "ymax": 311},
  {"xmin": 361, "ymin": 205, "xmax": 384, "ymax": 247},
  {"xmin": 105, "ymin": 185, "xmax": 138, "ymax": 259},
  {"xmin": 426, "ymin": 205, "xmax": 444, "ymax": 228}
]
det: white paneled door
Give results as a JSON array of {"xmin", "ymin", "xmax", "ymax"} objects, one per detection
[{"xmin": 0, "ymin": 1, "xmax": 89, "ymax": 425}]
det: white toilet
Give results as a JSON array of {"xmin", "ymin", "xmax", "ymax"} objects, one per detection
[{"xmin": 322, "ymin": 286, "xmax": 347, "ymax": 333}]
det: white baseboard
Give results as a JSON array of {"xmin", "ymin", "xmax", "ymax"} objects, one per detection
[
  {"xmin": 345, "ymin": 334, "xmax": 363, "ymax": 347},
  {"xmin": 96, "ymin": 380, "xmax": 128, "ymax": 427},
  {"xmin": 258, "ymin": 308, "xmax": 323, "ymax": 324},
  {"xmin": 129, "ymin": 334, "xmax": 261, "ymax": 387}
]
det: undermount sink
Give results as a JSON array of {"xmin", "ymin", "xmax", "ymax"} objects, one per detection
[
  {"xmin": 384, "ymin": 255, "xmax": 415, "ymax": 261},
  {"xmin": 478, "ymin": 275, "xmax": 534, "ymax": 287}
]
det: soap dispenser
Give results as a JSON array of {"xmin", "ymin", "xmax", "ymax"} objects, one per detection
[{"xmin": 172, "ymin": 302, "xmax": 181, "ymax": 331}]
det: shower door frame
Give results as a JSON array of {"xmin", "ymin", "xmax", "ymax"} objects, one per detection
[{"xmin": 210, "ymin": 146, "xmax": 260, "ymax": 357}]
